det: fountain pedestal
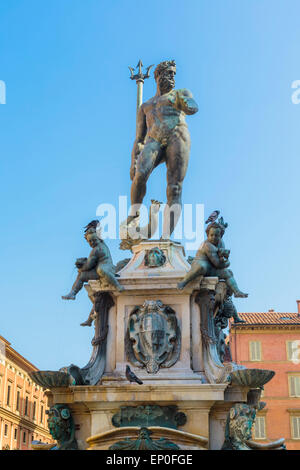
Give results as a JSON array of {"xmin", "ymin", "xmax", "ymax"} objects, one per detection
[{"xmin": 45, "ymin": 241, "xmax": 250, "ymax": 449}]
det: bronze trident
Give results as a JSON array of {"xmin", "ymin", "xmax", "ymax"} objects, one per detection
[{"xmin": 129, "ymin": 60, "xmax": 154, "ymax": 127}]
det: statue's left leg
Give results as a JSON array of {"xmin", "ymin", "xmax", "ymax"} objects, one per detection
[
  {"xmin": 219, "ymin": 269, "xmax": 248, "ymax": 298},
  {"xmin": 62, "ymin": 270, "xmax": 98, "ymax": 300},
  {"xmin": 163, "ymin": 129, "xmax": 190, "ymax": 238}
]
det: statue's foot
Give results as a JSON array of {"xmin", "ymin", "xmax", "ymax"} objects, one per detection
[
  {"xmin": 177, "ymin": 282, "xmax": 186, "ymax": 291},
  {"xmin": 234, "ymin": 291, "xmax": 248, "ymax": 298},
  {"xmin": 233, "ymin": 316, "xmax": 246, "ymax": 323},
  {"xmin": 62, "ymin": 293, "xmax": 76, "ymax": 300},
  {"xmin": 80, "ymin": 320, "xmax": 92, "ymax": 327},
  {"xmin": 117, "ymin": 285, "xmax": 125, "ymax": 293}
]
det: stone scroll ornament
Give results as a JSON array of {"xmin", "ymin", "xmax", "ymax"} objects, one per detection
[
  {"xmin": 63, "ymin": 292, "xmax": 115, "ymax": 386},
  {"xmin": 78, "ymin": 292, "xmax": 115, "ymax": 385},
  {"xmin": 46, "ymin": 404, "xmax": 78, "ymax": 450},
  {"xmin": 125, "ymin": 300, "xmax": 181, "ymax": 374},
  {"xmin": 195, "ymin": 282, "xmax": 246, "ymax": 384},
  {"xmin": 29, "ymin": 292, "xmax": 114, "ymax": 388}
]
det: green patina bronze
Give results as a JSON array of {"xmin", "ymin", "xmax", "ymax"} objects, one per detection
[
  {"xmin": 144, "ymin": 247, "xmax": 166, "ymax": 268},
  {"xmin": 62, "ymin": 225, "xmax": 124, "ymax": 301},
  {"xmin": 126, "ymin": 60, "xmax": 198, "ymax": 238},
  {"xmin": 222, "ymin": 402, "xmax": 257, "ymax": 450},
  {"xmin": 46, "ymin": 404, "xmax": 78, "ymax": 450},
  {"xmin": 109, "ymin": 427, "xmax": 180, "ymax": 451},
  {"xmin": 222, "ymin": 389, "xmax": 286, "ymax": 450},
  {"xmin": 178, "ymin": 215, "xmax": 248, "ymax": 298},
  {"xmin": 112, "ymin": 405, "xmax": 186, "ymax": 429}
]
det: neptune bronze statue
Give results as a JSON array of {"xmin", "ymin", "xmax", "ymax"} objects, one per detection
[{"xmin": 127, "ymin": 60, "xmax": 198, "ymax": 238}]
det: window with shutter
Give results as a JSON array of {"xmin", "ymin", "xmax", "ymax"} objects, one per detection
[
  {"xmin": 24, "ymin": 396, "xmax": 28, "ymax": 415},
  {"xmin": 6, "ymin": 385, "xmax": 11, "ymax": 406},
  {"xmin": 289, "ymin": 376, "xmax": 300, "ymax": 397},
  {"xmin": 249, "ymin": 341, "xmax": 262, "ymax": 361},
  {"xmin": 254, "ymin": 416, "xmax": 266, "ymax": 439},
  {"xmin": 287, "ymin": 341, "xmax": 300, "ymax": 362},
  {"xmin": 16, "ymin": 390, "xmax": 20, "ymax": 411},
  {"xmin": 291, "ymin": 417, "xmax": 300, "ymax": 439}
]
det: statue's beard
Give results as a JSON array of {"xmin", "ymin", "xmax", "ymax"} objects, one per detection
[{"xmin": 158, "ymin": 76, "xmax": 175, "ymax": 94}]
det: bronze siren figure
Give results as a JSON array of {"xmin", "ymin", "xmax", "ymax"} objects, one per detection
[{"xmin": 127, "ymin": 60, "xmax": 199, "ymax": 238}]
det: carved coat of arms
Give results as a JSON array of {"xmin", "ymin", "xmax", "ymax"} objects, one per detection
[{"xmin": 125, "ymin": 300, "xmax": 181, "ymax": 374}]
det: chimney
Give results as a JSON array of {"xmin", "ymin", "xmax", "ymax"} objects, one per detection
[{"xmin": 297, "ymin": 300, "xmax": 300, "ymax": 316}]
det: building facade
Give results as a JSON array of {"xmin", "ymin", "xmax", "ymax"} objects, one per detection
[
  {"xmin": 0, "ymin": 335, "xmax": 53, "ymax": 450},
  {"xmin": 229, "ymin": 301, "xmax": 300, "ymax": 450}
]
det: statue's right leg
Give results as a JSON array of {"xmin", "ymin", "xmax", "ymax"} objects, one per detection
[
  {"xmin": 177, "ymin": 261, "xmax": 207, "ymax": 290},
  {"xmin": 129, "ymin": 140, "xmax": 162, "ymax": 217},
  {"xmin": 62, "ymin": 270, "xmax": 98, "ymax": 300}
]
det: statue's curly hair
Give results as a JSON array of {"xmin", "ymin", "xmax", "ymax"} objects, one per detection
[
  {"xmin": 154, "ymin": 60, "xmax": 176, "ymax": 80},
  {"xmin": 206, "ymin": 221, "xmax": 225, "ymax": 237}
]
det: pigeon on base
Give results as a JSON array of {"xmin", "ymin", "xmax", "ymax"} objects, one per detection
[{"xmin": 125, "ymin": 365, "xmax": 143, "ymax": 385}]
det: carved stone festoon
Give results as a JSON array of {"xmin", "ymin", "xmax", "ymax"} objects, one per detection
[{"xmin": 112, "ymin": 405, "xmax": 187, "ymax": 429}]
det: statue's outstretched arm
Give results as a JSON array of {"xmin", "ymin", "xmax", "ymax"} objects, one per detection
[
  {"xmin": 177, "ymin": 89, "xmax": 198, "ymax": 115},
  {"xmin": 79, "ymin": 254, "xmax": 98, "ymax": 272}
]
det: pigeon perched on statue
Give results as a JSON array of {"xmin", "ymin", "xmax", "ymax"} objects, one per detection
[
  {"xmin": 84, "ymin": 220, "xmax": 100, "ymax": 233},
  {"xmin": 205, "ymin": 210, "xmax": 220, "ymax": 224},
  {"xmin": 125, "ymin": 365, "xmax": 143, "ymax": 385}
]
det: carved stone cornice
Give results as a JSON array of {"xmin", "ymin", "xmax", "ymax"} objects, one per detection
[{"xmin": 0, "ymin": 405, "xmax": 52, "ymax": 437}]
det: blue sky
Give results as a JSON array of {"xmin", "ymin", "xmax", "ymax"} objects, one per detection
[{"xmin": 0, "ymin": 0, "xmax": 299, "ymax": 369}]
